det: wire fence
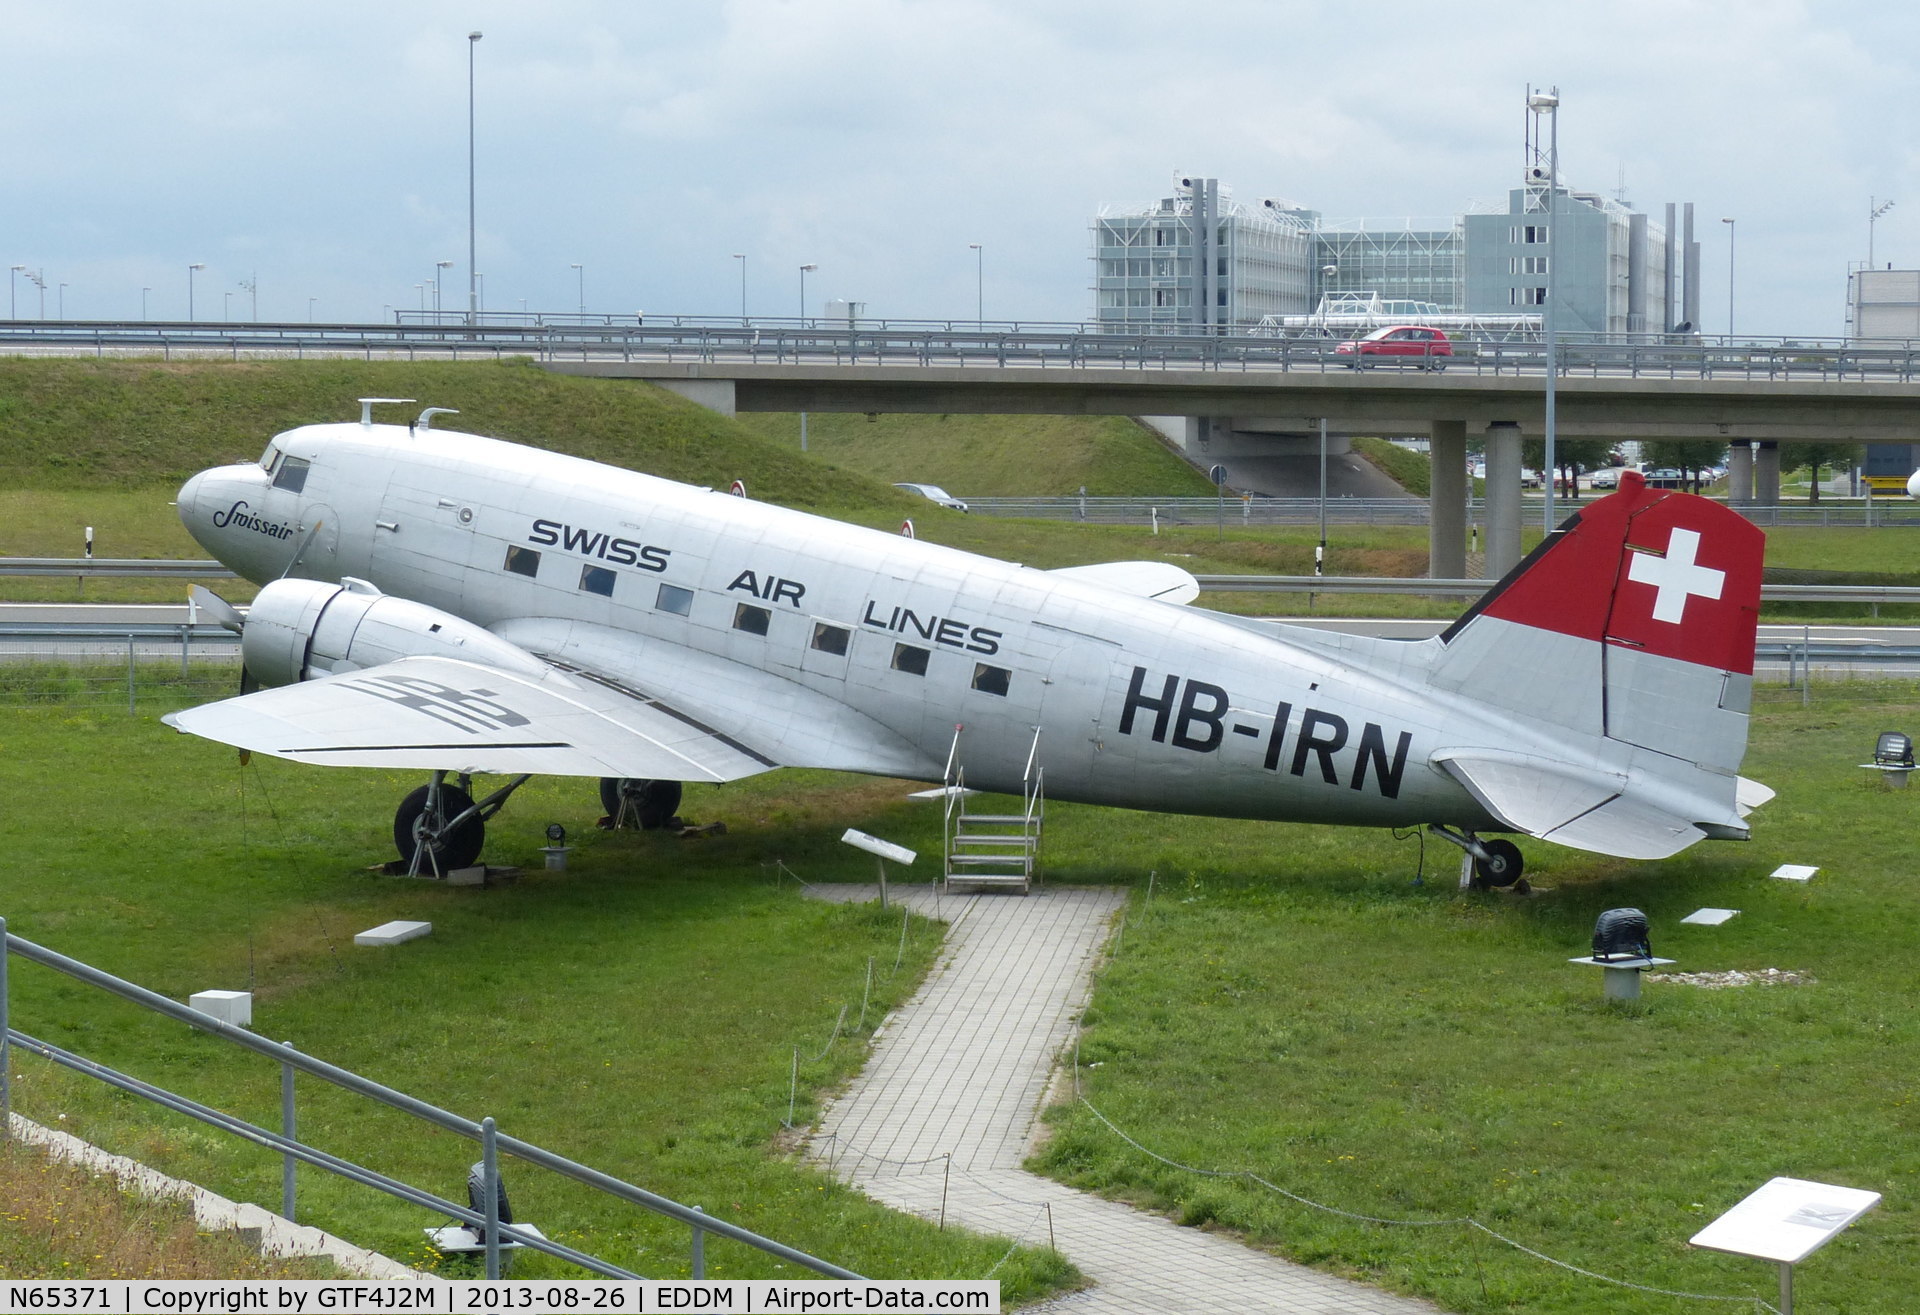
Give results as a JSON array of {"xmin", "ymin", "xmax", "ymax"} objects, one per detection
[{"xmin": 1082, "ymin": 932, "xmax": 1781, "ymax": 1313}]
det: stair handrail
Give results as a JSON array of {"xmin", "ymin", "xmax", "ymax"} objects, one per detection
[
  {"xmin": 942, "ymin": 724, "xmax": 965, "ymax": 883},
  {"xmin": 1022, "ymin": 727, "xmax": 1044, "ymax": 883}
]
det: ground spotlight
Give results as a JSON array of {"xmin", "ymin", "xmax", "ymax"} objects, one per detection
[{"xmin": 1592, "ymin": 908, "xmax": 1651, "ymax": 962}]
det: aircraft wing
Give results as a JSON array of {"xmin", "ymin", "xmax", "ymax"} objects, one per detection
[
  {"xmin": 1048, "ymin": 561, "xmax": 1200, "ymax": 604},
  {"xmin": 162, "ymin": 654, "xmax": 779, "ymax": 782},
  {"xmin": 1432, "ymin": 749, "xmax": 1737, "ymax": 861}
]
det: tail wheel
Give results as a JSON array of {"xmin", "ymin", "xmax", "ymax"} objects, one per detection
[
  {"xmin": 394, "ymin": 784, "xmax": 484, "ymax": 873},
  {"xmin": 598, "ymin": 777, "xmax": 684, "ymax": 830},
  {"xmin": 1474, "ymin": 839, "xmax": 1524, "ymax": 888}
]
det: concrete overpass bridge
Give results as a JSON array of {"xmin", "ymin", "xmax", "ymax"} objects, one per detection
[
  {"xmin": 7, "ymin": 316, "xmax": 1919, "ymax": 576},
  {"xmin": 545, "ymin": 353, "xmax": 1920, "ymax": 577}
]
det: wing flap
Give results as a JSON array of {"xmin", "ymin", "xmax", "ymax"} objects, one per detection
[{"xmin": 163, "ymin": 655, "xmax": 778, "ymax": 781}]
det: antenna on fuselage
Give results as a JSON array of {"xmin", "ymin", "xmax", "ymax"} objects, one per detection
[
  {"xmin": 357, "ymin": 397, "xmax": 417, "ymax": 428},
  {"xmin": 415, "ymin": 407, "xmax": 460, "ymax": 433}
]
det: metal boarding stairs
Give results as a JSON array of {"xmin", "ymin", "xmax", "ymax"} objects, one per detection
[{"xmin": 940, "ymin": 726, "xmax": 1045, "ymax": 893}]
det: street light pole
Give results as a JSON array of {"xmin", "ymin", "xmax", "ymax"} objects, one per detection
[
  {"xmin": 308, "ymin": 297, "xmax": 317, "ymax": 323},
  {"xmin": 1528, "ymin": 86, "xmax": 1560, "ymax": 533},
  {"xmin": 188, "ymin": 263, "xmax": 204, "ymax": 321},
  {"xmin": 7, "ymin": 266, "xmax": 21, "ymax": 319},
  {"xmin": 798, "ymin": 263, "xmax": 819, "ymax": 453},
  {"xmin": 798, "ymin": 263, "xmax": 817, "ymax": 321},
  {"xmin": 1722, "ymin": 217, "xmax": 1736, "ymax": 340},
  {"xmin": 732, "ymin": 254, "xmax": 746, "ymax": 320},
  {"xmin": 572, "ymin": 263, "xmax": 584, "ymax": 316},
  {"xmin": 968, "ymin": 243, "xmax": 982, "ymax": 324},
  {"xmin": 1869, "ymin": 198, "xmax": 1895, "ymax": 269},
  {"xmin": 57, "ymin": 283, "xmax": 66, "ymax": 320},
  {"xmin": 141, "ymin": 287, "xmax": 150, "ymax": 320},
  {"xmin": 467, "ymin": 30, "xmax": 483, "ymax": 324}
]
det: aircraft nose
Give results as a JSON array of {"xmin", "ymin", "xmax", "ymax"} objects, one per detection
[{"xmin": 177, "ymin": 470, "xmax": 209, "ymax": 530}]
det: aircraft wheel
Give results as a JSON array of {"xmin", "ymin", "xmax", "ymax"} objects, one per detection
[
  {"xmin": 1474, "ymin": 839, "xmax": 1524, "ymax": 888},
  {"xmin": 394, "ymin": 784, "xmax": 484, "ymax": 873},
  {"xmin": 598, "ymin": 777, "xmax": 684, "ymax": 830}
]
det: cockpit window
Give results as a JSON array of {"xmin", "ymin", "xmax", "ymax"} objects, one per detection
[
  {"xmin": 259, "ymin": 443, "xmax": 281, "ymax": 473},
  {"xmin": 272, "ymin": 456, "xmax": 310, "ymax": 494}
]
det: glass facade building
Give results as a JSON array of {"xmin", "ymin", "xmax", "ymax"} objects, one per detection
[{"xmin": 1093, "ymin": 178, "xmax": 1690, "ymax": 337}]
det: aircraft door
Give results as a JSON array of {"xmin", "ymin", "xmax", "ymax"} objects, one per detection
[{"xmin": 1040, "ymin": 642, "xmax": 1118, "ymax": 797}]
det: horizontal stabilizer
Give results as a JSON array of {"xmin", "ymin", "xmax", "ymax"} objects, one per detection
[
  {"xmin": 162, "ymin": 654, "xmax": 779, "ymax": 781},
  {"xmin": 1434, "ymin": 749, "xmax": 1721, "ymax": 861},
  {"xmin": 1049, "ymin": 561, "xmax": 1199, "ymax": 604}
]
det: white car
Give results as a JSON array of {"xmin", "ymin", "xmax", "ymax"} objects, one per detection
[
  {"xmin": 1589, "ymin": 468, "xmax": 1622, "ymax": 489},
  {"xmin": 893, "ymin": 482, "xmax": 968, "ymax": 512}
]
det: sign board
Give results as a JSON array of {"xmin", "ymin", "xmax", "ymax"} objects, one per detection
[
  {"xmin": 1208, "ymin": 464, "xmax": 1228, "ymax": 487},
  {"xmin": 841, "ymin": 828, "xmax": 916, "ymax": 866},
  {"xmin": 1690, "ymin": 1176, "xmax": 1880, "ymax": 1265}
]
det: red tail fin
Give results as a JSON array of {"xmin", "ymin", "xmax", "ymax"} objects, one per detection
[{"xmin": 1436, "ymin": 472, "xmax": 1765, "ymax": 774}]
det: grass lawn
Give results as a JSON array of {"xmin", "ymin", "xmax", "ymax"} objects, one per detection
[
  {"xmin": 0, "ymin": 1136, "xmax": 339, "ymax": 1279},
  {"xmin": 0, "ymin": 702, "xmax": 1072, "ymax": 1297},
  {"xmin": 1029, "ymin": 680, "xmax": 1920, "ymax": 1313}
]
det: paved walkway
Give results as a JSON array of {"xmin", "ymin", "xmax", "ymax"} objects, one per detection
[{"xmin": 806, "ymin": 884, "xmax": 1442, "ymax": 1314}]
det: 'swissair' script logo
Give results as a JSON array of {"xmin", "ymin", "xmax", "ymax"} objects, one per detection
[{"xmin": 211, "ymin": 500, "xmax": 295, "ymax": 541}]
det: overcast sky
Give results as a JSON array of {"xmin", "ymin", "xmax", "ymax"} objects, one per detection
[{"xmin": 4, "ymin": 1, "xmax": 1914, "ymax": 337}]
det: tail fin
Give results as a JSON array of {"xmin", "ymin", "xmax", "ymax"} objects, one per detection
[{"xmin": 1428, "ymin": 472, "xmax": 1766, "ymax": 858}]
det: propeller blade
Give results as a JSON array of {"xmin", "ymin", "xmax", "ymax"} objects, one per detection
[{"xmin": 191, "ymin": 584, "xmax": 244, "ymax": 634}]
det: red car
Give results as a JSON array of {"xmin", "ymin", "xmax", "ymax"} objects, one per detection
[{"xmin": 1333, "ymin": 325, "xmax": 1453, "ymax": 370}]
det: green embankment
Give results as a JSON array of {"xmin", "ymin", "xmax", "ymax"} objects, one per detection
[
  {"xmin": 0, "ymin": 357, "xmax": 908, "ymax": 510},
  {"xmin": 734, "ymin": 411, "xmax": 1217, "ymax": 497}
]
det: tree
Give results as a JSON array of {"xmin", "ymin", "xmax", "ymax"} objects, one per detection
[
  {"xmin": 1780, "ymin": 442, "xmax": 1863, "ymax": 503},
  {"xmin": 1522, "ymin": 438, "xmax": 1618, "ymax": 498},
  {"xmin": 1641, "ymin": 440, "xmax": 1730, "ymax": 493}
]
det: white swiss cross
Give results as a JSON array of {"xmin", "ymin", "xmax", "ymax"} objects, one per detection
[{"xmin": 1627, "ymin": 526, "xmax": 1724, "ymax": 624}]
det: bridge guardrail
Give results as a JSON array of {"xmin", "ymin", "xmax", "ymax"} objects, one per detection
[{"xmin": 10, "ymin": 318, "xmax": 1920, "ymax": 382}]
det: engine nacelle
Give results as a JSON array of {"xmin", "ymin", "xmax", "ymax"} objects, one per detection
[{"xmin": 240, "ymin": 577, "xmax": 547, "ymax": 688}]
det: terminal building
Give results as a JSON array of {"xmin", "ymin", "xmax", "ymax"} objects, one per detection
[{"xmin": 1090, "ymin": 175, "xmax": 1705, "ymax": 338}]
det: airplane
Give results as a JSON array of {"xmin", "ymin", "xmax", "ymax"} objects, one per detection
[{"xmin": 165, "ymin": 398, "xmax": 1773, "ymax": 886}]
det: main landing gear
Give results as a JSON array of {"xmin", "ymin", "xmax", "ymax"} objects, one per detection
[
  {"xmin": 393, "ymin": 771, "xmax": 531, "ymax": 877},
  {"xmin": 598, "ymin": 777, "xmax": 684, "ymax": 831},
  {"xmin": 389, "ymin": 774, "xmax": 690, "ymax": 875},
  {"xmin": 1428, "ymin": 825, "xmax": 1526, "ymax": 889}
]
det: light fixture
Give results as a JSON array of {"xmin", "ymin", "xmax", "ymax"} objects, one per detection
[{"xmin": 1591, "ymin": 908, "xmax": 1651, "ymax": 962}]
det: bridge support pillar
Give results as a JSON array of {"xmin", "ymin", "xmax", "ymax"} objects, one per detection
[
  {"xmin": 1429, "ymin": 420, "xmax": 1468, "ymax": 578},
  {"xmin": 655, "ymin": 378, "xmax": 738, "ymax": 418},
  {"xmin": 1727, "ymin": 442, "xmax": 1755, "ymax": 504},
  {"xmin": 1483, "ymin": 422, "xmax": 1524, "ymax": 578},
  {"xmin": 1755, "ymin": 441, "xmax": 1781, "ymax": 505}
]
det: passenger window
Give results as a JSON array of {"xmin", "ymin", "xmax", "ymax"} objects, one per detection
[
  {"xmin": 504, "ymin": 545, "xmax": 541, "ymax": 578},
  {"xmin": 812, "ymin": 623, "xmax": 850, "ymax": 655},
  {"xmin": 734, "ymin": 603, "xmax": 770, "ymax": 636},
  {"xmin": 272, "ymin": 456, "xmax": 310, "ymax": 493},
  {"xmin": 579, "ymin": 565, "xmax": 616, "ymax": 597},
  {"xmin": 892, "ymin": 643, "xmax": 929, "ymax": 676},
  {"xmin": 972, "ymin": 664, "xmax": 1011, "ymax": 696},
  {"xmin": 656, "ymin": 583, "xmax": 693, "ymax": 616}
]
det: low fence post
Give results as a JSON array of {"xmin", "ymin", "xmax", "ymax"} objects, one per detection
[
  {"xmin": 692, "ymin": 1205, "xmax": 706, "ymax": 1279},
  {"xmin": 483, "ymin": 1116, "xmax": 501, "ymax": 1280},
  {"xmin": 1, "ymin": 917, "xmax": 10, "ymax": 1141},
  {"xmin": 281, "ymin": 1041, "xmax": 297, "ymax": 1222},
  {"xmin": 126, "ymin": 635, "xmax": 136, "ymax": 715}
]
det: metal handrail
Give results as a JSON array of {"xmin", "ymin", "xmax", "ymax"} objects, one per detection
[{"xmin": 0, "ymin": 922, "xmax": 861, "ymax": 1281}]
